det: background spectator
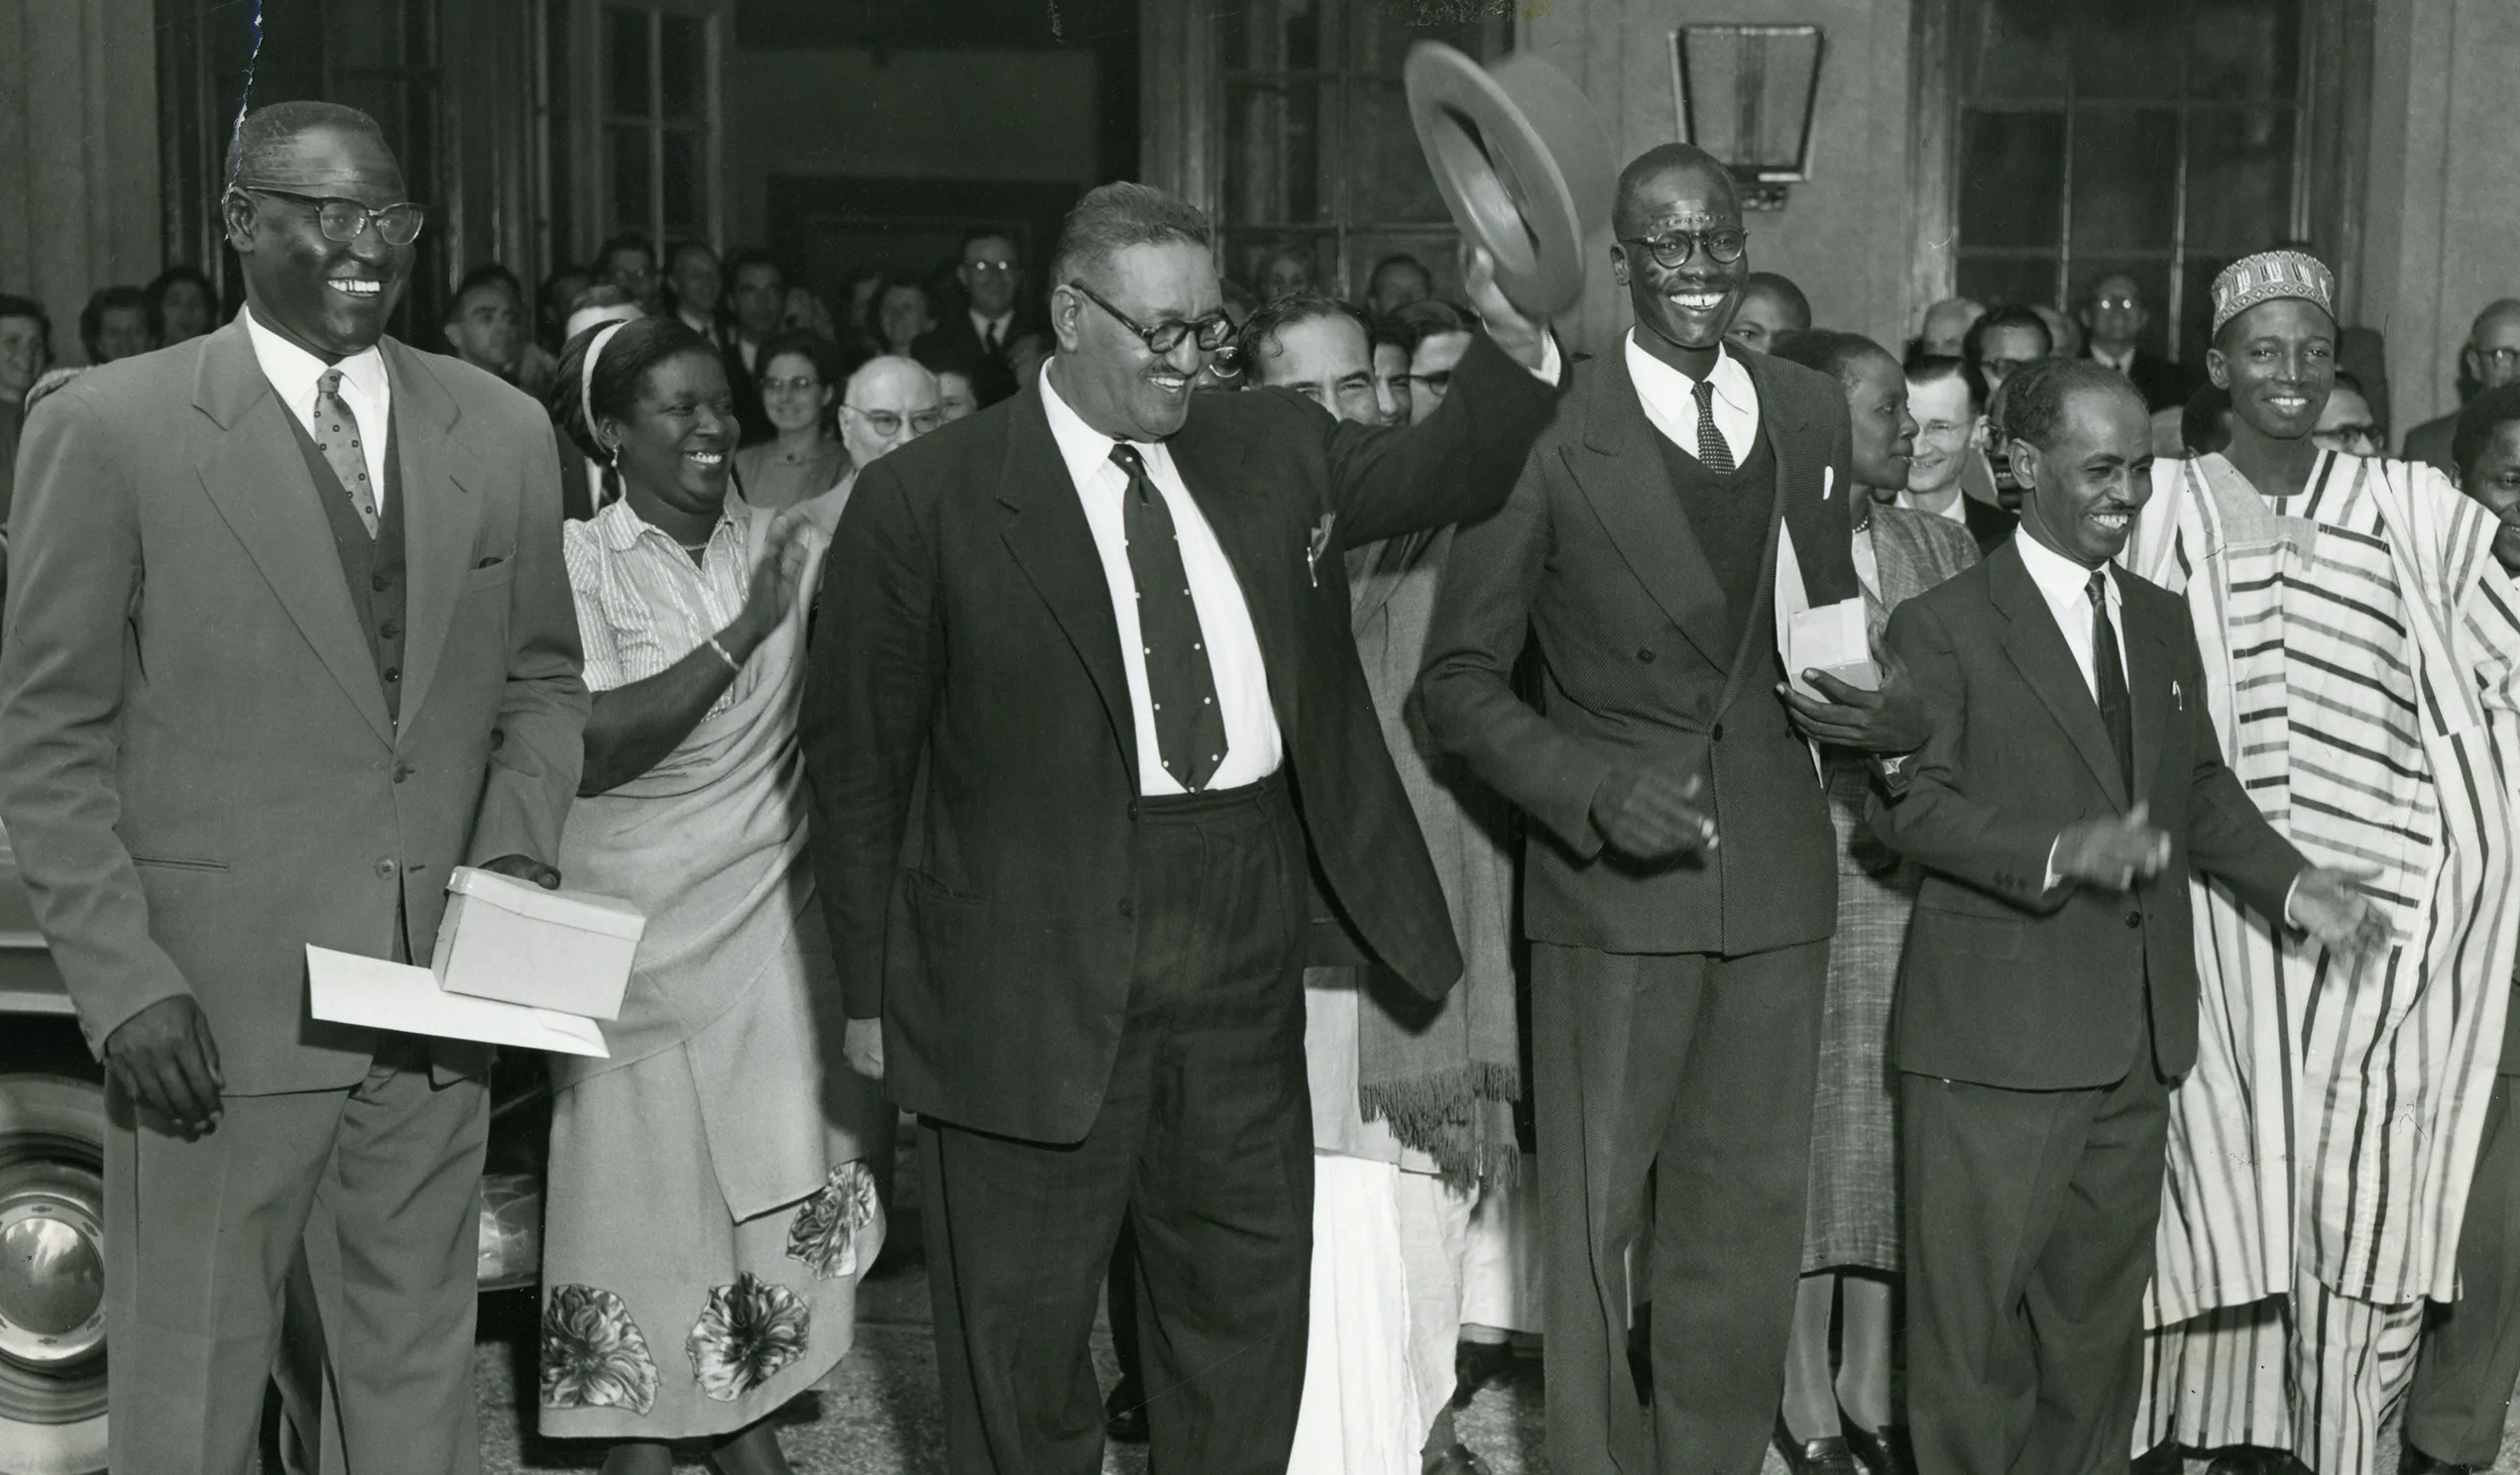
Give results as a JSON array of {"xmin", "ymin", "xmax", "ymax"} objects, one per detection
[
  {"xmin": 1728, "ymin": 271, "xmax": 1812, "ymax": 356},
  {"xmin": 442, "ymin": 263, "xmax": 555, "ymax": 399},
  {"xmin": 734, "ymin": 327, "xmax": 850, "ymax": 511},
  {"xmin": 79, "ymin": 284, "xmax": 155, "ymax": 365},
  {"xmin": 146, "ymin": 264, "xmax": 221, "ymax": 343},
  {"xmin": 1963, "ymin": 304, "xmax": 2053, "ymax": 393},
  {"xmin": 666, "ymin": 240, "xmax": 725, "ymax": 348},
  {"xmin": 1367, "ymin": 253, "xmax": 1432, "ymax": 316},
  {"xmin": 874, "ymin": 277, "xmax": 936, "ymax": 358},
  {"xmin": 597, "ymin": 231, "xmax": 662, "ymax": 315}
]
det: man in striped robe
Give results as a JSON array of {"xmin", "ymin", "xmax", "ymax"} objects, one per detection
[{"xmin": 2118, "ymin": 252, "xmax": 2520, "ymax": 1475}]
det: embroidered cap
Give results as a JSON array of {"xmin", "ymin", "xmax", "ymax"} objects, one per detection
[{"xmin": 2211, "ymin": 250, "xmax": 2336, "ymax": 335}]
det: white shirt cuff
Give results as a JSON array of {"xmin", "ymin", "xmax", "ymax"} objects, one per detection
[
  {"xmin": 2044, "ymin": 836, "xmax": 2063, "ymax": 893},
  {"xmin": 2281, "ymin": 870, "xmax": 2306, "ymax": 928},
  {"xmin": 1522, "ymin": 333, "xmax": 1563, "ymax": 386}
]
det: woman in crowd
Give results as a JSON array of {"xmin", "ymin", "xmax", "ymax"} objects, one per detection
[
  {"xmin": 873, "ymin": 276, "xmax": 933, "ymax": 357},
  {"xmin": 146, "ymin": 264, "xmax": 220, "ymax": 343},
  {"xmin": 1770, "ymin": 329, "xmax": 1980, "ymax": 1475},
  {"xmin": 535, "ymin": 316, "xmax": 886, "ymax": 1475},
  {"xmin": 734, "ymin": 329, "xmax": 851, "ymax": 511}
]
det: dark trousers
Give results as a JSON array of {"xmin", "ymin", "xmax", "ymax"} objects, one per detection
[
  {"xmin": 1901, "ymin": 1046, "xmax": 2169, "ymax": 1475},
  {"xmin": 923, "ymin": 777, "xmax": 1315, "ymax": 1475},
  {"xmin": 1531, "ymin": 939, "xmax": 1831, "ymax": 1475},
  {"xmin": 2407, "ymin": 1074, "xmax": 2520, "ymax": 1466}
]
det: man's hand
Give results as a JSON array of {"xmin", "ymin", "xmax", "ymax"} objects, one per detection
[
  {"xmin": 2051, "ymin": 803, "xmax": 2172, "ymax": 891},
  {"xmin": 478, "ymin": 853, "xmax": 562, "ymax": 890},
  {"xmin": 103, "ymin": 995, "xmax": 223, "ymax": 1137},
  {"xmin": 843, "ymin": 1016, "xmax": 885, "ymax": 1080},
  {"xmin": 2290, "ymin": 866, "xmax": 2392, "ymax": 959},
  {"xmin": 1589, "ymin": 769, "xmax": 1719, "ymax": 862},
  {"xmin": 1778, "ymin": 654, "xmax": 1930, "ymax": 753},
  {"xmin": 1457, "ymin": 243, "xmax": 1550, "ymax": 373}
]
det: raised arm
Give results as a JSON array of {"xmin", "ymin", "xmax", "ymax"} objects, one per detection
[{"xmin": 464, "ymin": 414, "xmax": 591, "ymax": 874}]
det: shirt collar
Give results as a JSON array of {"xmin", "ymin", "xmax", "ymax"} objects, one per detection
[
  {"xmin": 2092, "ymin": 344, "xmax": 2135, "ymax": 373},
  {"xmin": 2012, "ymin": 526, "xmax": 2115, "ymax": 607},
  {"xmin": 243, "ymin": 303, "xmax": 387, "ymax": 406},
  {"xmin": 679, "ymin": 306, "xmax": 717, "ymax": 337},
  {"xmin": 590, "ymin": 489, "xmax": 748, "ymax": 556},
  {"xmin": 1624, "ymin": 330, "xmax": 1755, "ymax": 417},
  {"xmin": 1039, "ymin": 358, "xmax": 1170, "ymax": 490},
  {"xmin": 974, "ymin": 308, "xmax": 1013, "ymax": 336}
]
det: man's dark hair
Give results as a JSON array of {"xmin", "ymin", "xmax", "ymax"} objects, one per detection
[
  {"xmin": 224, "ymin": 100, "xmax": 387, "ymax": 184},
  {"xmin": 2453, "ymin": 384, "xmax": 2520, "ymax": 481},
  {"xmin": 448, "ymin": 263, "xmax": 521, "ymax": 317},
  {"xmin": 144, "ymin": 264, "xmax": 220, "ymax": 338},
  {"xmin": 1766, "ymin": 328, "xmax": 1889, "ymax": 393},
  {"xmin": 1905, "ymin": 353, "xmax": 1989, "ymax": 413},
  {"xmin": 78, "ymin": 285, "xmax": 152, "ymax": 359},
  {"xmin": 668, "ymin": 240, "xmax": 718, "ymax": 271},
  {"xmin": 1390, "ymin": 298, "xmax": 1473, "ymax": 352},
  {"xmin": 1234, "ymin": 291, "xmax": 1368, "ymax": 384},
  {"xmin": 1744, "ymin": 272, "xmax": 1813, "ymax": 333},
  {"xmin": 1964, "ymin": 305, "xmax": 2055, "ymax": 365},
  {"xmin": 597, "ymin": 232, "xmax": 657, "ymax": 272},
  {"xmin": 2182, "ymin": 383, "xmax": 2235, "ymax": 456},
  {"xmin": 1369, "ymin": 254, "xmax": 1431, "ymax": 292},
  {"xmin": 961, "ymin": 228, "xmax": 1021, "ymax": 262},
  {"xmin": 1050, "ymin": 182, "xmax": 1213, "ymax": 289},
  {"xmin": 1368, "ymin": 311, "xmax": 1413, "ymax": 357},
  {"xmin": 724, "ymin": 247, "xmax": 783, "ymax": 284},
  {"xmin": 2002, "ymin": 357, "xmax": 2142, "ymax": 454},
  {"xmin": 546, "ymin": 315, "xmax": 715, "ymax": 461}
]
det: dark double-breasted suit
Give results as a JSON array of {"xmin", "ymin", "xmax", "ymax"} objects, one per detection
[
  {"xmin": 1420, "ymin": 342, "xmax": 1857, "ymax": 1475},
  {"xmin": 802, "ymin": 333, "xmax": 1558, "ymax": 1475},
  {"xmin": 1870, "ymin": 540, "xmax": 2306, "ymax": 1475}
]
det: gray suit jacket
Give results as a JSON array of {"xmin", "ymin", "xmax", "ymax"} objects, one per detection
[{"xmin": 0, "ymin": 318, "xmax": 587, "ymax": 1093}]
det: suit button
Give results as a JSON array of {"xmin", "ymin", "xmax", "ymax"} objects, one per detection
[
  {"xmin": 1637, "ymin": 647, "xmax": 1656, "ymax": 663},
  {"xmin": 1117, "ymin": 898, "xmax": 1135, "ymax": 918},
  {"xmin": 379, "ymin": 620, "xmax": 399, "ymax": 639},
  {"xmin": 376, "ymin": 859, "xmax": 398, "ymax": 879},
  {"xmin": 372, "ymin": 574, "xmax": 389, "ymax": 592},
  {"xmin": 1711, "ymin": 723, "xmax": 1725, "ymax": 741},
  {"xmin": 382, "ymin": 667, "xmax": 401, "ymax": 683},
  {"xmin": 392, "ymin": 762, "xmax": 413, "ymax": 783},
  {"xmin": 2125, "ymin": 911, "xmax": 2142, "ymax": 929}
]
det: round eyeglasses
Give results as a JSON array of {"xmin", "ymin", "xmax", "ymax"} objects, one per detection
[
  {"xmin": 1066, "ymin": 281, "xmax": 1234, "ymax": 356},
  {"xmin": 1617, "ymin": 227, "xmax": 1749, "ymax": 270}
]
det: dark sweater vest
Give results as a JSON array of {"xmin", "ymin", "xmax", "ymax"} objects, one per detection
[
  {"xmin": 1653, "ymin": 423, "xmax": 1776, "ymax": 660},
  {"xmin": 283, "ymin": 410, "xmax": 408, "ymax": 725}
]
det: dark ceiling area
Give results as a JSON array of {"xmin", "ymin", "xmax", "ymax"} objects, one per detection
[{"xmin": 735, "ymin": 0, "xmax": 1142, "ymax": 51}]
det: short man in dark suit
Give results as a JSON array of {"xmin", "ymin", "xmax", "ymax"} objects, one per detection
[
  {"xmin": 0, "ymin": 101, "xmax": 585, "ymax": 1474},
  {"xmin": 1421, "ymin": 142, "xmax": 1917, "ymax": 1475},
  {"xmin": 912, "ymin": 228, "xmax": 1036, "ymax": 407},
  {"xmin": 1869, "ymin": 358, "xmax": 2378, "ymax": 1475},
  {"xmin": 802, "ymin": 181, "xmax": 1560, "ymax": 1475},
  {"xmin": 2081, "ymin": 273, "xmax": 2203, "ymax": 413}
]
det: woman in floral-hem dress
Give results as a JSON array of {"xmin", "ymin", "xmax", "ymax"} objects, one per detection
[{"xmin": 536, "ymin": 315, "xmax": 887, "ymax": 1475}]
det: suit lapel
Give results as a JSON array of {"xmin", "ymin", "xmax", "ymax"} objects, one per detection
[
  {"xmin": 1989, "ymin": 545, "xmax": 2130, "ymax": 809},
  {"xmin": 1169, "ymin": 412, "xmax": 1302, "ymax": 736},
  {"xmin": 1567, "ymin": 352, "xmax": 1739, "ymax": 672},
  {"xmin": 995, "ymin": 389, "xmax": 1138, "ymax": 774},
  {"xmin": 191, "ymin": 321, "xmax": 394, "ymax": 746},
  {"xmin": 385, "ymin": 341, "xmax": 483, "ymax": 734}
]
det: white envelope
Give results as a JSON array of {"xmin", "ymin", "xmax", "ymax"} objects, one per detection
[{"xmin": 306, "ymin": 945, "xmax": 609, "ymax": 1057}]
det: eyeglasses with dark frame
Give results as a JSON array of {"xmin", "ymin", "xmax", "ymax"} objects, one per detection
[
  {"xmin": 843, "ymin": 403, "xmax": 944, "ymax": 438},
  {"xmin": 230, "ymin": 184, "xmax": 427, "ymax": 248},
  {"xmin": 1615, "ymin": 227, "xmax": 1750, "ymax": 271},
  {"xmin": 1064, "ymin": 280, "xmax": 1234, "ymax": 357}
]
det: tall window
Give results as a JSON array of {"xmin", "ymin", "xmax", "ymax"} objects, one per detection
[
  {"xmin": 597, "ymin": 3, "xmax": 719, "ymax": 246},
  {"xmin": 1217, "ymin": 2, "xmax": 1510, "ymax": 300},
  {"xmin": 1952, "ymin": 0, "xmax": 2310, "ymax": 364}
]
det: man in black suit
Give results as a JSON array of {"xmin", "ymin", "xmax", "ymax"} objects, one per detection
[
  {"xmin": 2081, "ymin": 272, "xmax": 2202, "ymax": 413},
  {"xmin": 2402, "ymin": 298, "xmax": 2520, "ymax": 473},
  {"xmin": 718, "ymin": 248, "xmax": 785, "ymax": 445},
  {"xmin": 1870, "ymin": 358, "xmax": 2379, "ymax": 1475},
  {"xmin": 1421, "ymin": 142, "xmax": 1903, "ymax": 1475},
  {"xmin": 803, "ymin": 181, "xmax": 1560, "ymax": 1475},
  {"xmin": 913, "ymin": 228, "xmax": 1035, "ymax": 407}
]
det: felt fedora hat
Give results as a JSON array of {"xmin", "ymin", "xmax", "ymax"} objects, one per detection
[{"xmin": 1405, "ymin": 41, "xmax": 1615, "ymax": 321}]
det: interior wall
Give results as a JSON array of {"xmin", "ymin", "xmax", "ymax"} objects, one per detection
[{"xmin": 1520, "ymin": 0, "xmax": 1916, "ymax": 358}]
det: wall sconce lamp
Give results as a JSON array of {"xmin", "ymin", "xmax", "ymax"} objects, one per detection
[{"xmin": 1669, "ymin": 24, "xmax": 1826, "ymax": 212}]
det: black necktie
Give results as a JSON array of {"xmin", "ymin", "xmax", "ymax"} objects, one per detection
[
  {"xmin": 1692, "ymin": 377, "xmax": 1736, "ymax": 474},
  {"xmin": 1112, "ymin": 443, "xmax": 1226, "ymax": 791},
  {"xmin": 2088, "ymin": 571, "xmax": 2134, "ymax": 795}
]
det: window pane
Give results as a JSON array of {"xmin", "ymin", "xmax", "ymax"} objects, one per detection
[
  {"xmin": 2190, "ymin": 0, "xmax": 2300, "ymax": 100},
  {"xmin": 1956, "ymin": 255, "xmax": 2061, "ymax": 314},
  {"xmin": 659, "ymin": 14, "xmax": 703, "ymax": 121},
  {"xmin": 1347, "ymin": 80, "xmax": 1449, "ymax": 225},
  {"xmin": 2069, "ymin": 107, "xmax": 2179, "ymax": 252},
  {"xmin": 1224, "ymin": 80, "xmax": 1330, "ymax": 225},
  {"xmin": 604, "ymin": 6, "xmax": 650, "ymax": 118},
  {"xmin": 606, "ymin": 122, "xmax": 650, "ymax": 232},
  {"xmin": 1223, "ymin": 0, "xmax": 1324, "ymax": 72},
  {"xmin": 1958, "ymin": 110, "xmax": 2065, "ymax": 250},
  {"xmin": 661, "ymin": 127, "xmax": 704, "ymax": 237},
  {"xmin": 1965, "ymin": 0, "xmax": 2069, "ymax": 100},
  {"xmin": 2185, "ymin": 108, "xmax": 2296, "ymax": 253},
  {"xmin": 2176, "ymin": 255, "xmax": 2228, "ymax": 367},
  {"xmin": 2073, "ymin": 0, "xmax": 2184, "ymax": 98},
  {"xmin": 2068, "ymin": 256, "xmax": 2180, "ymax": 358}
]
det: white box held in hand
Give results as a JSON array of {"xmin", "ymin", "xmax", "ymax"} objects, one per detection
[
  {"xmin": 1785, "ymin": 597, "xmax": 1880, "ymax": 699},
  {"xmin": 429, "ymin": 867, "xmax": 645, "ymax": 1021}
]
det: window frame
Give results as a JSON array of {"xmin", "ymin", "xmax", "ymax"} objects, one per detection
[{"xmin": 556, "ymin": 0, "xmax": 727, "ymax": 258}]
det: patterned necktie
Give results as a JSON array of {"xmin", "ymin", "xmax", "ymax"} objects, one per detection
[
  {"xmin": 2088, "ymin": 571, "xmax": 2134, "ymax": 794},
  {"xmin": 1692, "ymin": 376, "xmax": 1735, "ymax": 474},
  {"xmin": 313, "ymin": 368, "xmax": 378, "ymax": 537},
  {"xmin": 1111, "ymin": 443, "xmax": 1226, "ymax": 791}
]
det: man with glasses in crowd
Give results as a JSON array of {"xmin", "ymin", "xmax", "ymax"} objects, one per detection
[
  {"xmin": 0, "ymin": 99, "xmax": 585, "ymax": 1475},
  {"xmin": 1422, "ymin": 142, "xmax": 1894, "ymax": 1475},
  {"xmin": 803, "ymin": 179, "xmax": 1559, "ymax": 1475},
  {"xmin": 2080, "ymin": 272, "xmax": 2201, "ymax": 412},
  {"xmin": 915, "ymin": 229, "xmax": 1035, "ymax": 407},
  {"xmin": 2403, "ymin": 298, "xmax": 2520, "ymax": 473},
  {"xmin": 829, "ymin": 353, "xmax": 941, "ymax": 513}
]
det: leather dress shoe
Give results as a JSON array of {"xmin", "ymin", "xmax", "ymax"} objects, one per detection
[
  {"xmin": 1452, "ymin": 1338, "xmax": 1517, "ymax": 1408},
  {"xmin": 1103, "ymin": 1382, "xmax": 1148, "ymax": 1444},
  {"xmin": 2205, "ymin": 1447, "xmax": 2307, "ymax": 1475},
  {"xmin": 1843, "ymin": 1420, "xmax": 1916, "ymax": 1475},
  {"xmin": 2400, "ymin": 1443, "xmax": 2482, "ymax": 1475},
  {"xmin": 1775, "ymin": 1420, "xmax": 1860, "ymax": 1475},
  {"xmin": 2131, "ymin": 1442, "xmax": 2185, "ymax": 1475}
]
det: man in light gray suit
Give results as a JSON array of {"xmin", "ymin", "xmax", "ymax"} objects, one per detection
[{"xmin": 0, "ymin": 101, "xmax": 586, "ymax": 1474}]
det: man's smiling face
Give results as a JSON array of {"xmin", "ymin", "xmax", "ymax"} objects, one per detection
[
  {"xmin": 224, "ymin": 122, "xmax": 414, "ymax": 362},
  {"xmin": 1611, "ymin": 160, "xmax": 1747, "ymax": 357}
]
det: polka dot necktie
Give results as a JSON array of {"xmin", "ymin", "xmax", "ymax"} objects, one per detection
[
  {"xmin": 313, "ymin": 368, "xmax": 378, "ymax": 537},
  {"xmin": 1692, "ymin": 376, "xmax": 1736, "ymax": 474},
  {"xmin": 1110, "ymin": 442, "xmax": 1225, "ymax": 791}
]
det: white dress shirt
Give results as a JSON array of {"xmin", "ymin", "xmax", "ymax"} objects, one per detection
[
  {"xmin": 1625, "ymin": 332, "xmax": 1760, "ymax": 464},
  {"xmin": 244, "ymin": 306, "xmax": 393, "ymax": 512},
  {"xmin": 1897, "ymin": 488, "xmax": 1972, "ymax": 526},
  {"xmin": 678, "ymin": 306, "xmax": 722, "ymax": 348},
  {"xmin": 1038, "ymin": 364, "xmax": 1282, "ymax": 796},
  {"xmin": 2092, "ymin": 345, "xmax": 2136, "ymax": 377},
  {"xmin": 972, "ymin": 309, "xmax": 1014, "ymax": 353},
  {"xmin": 2012, "ymin": 528, "xmax": 2126, "ymax": 702}
]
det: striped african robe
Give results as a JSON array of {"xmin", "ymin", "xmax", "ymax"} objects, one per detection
[{"xmin": 2118, "ymin": 451, "xmax": 2520, "ymax": 1322}]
